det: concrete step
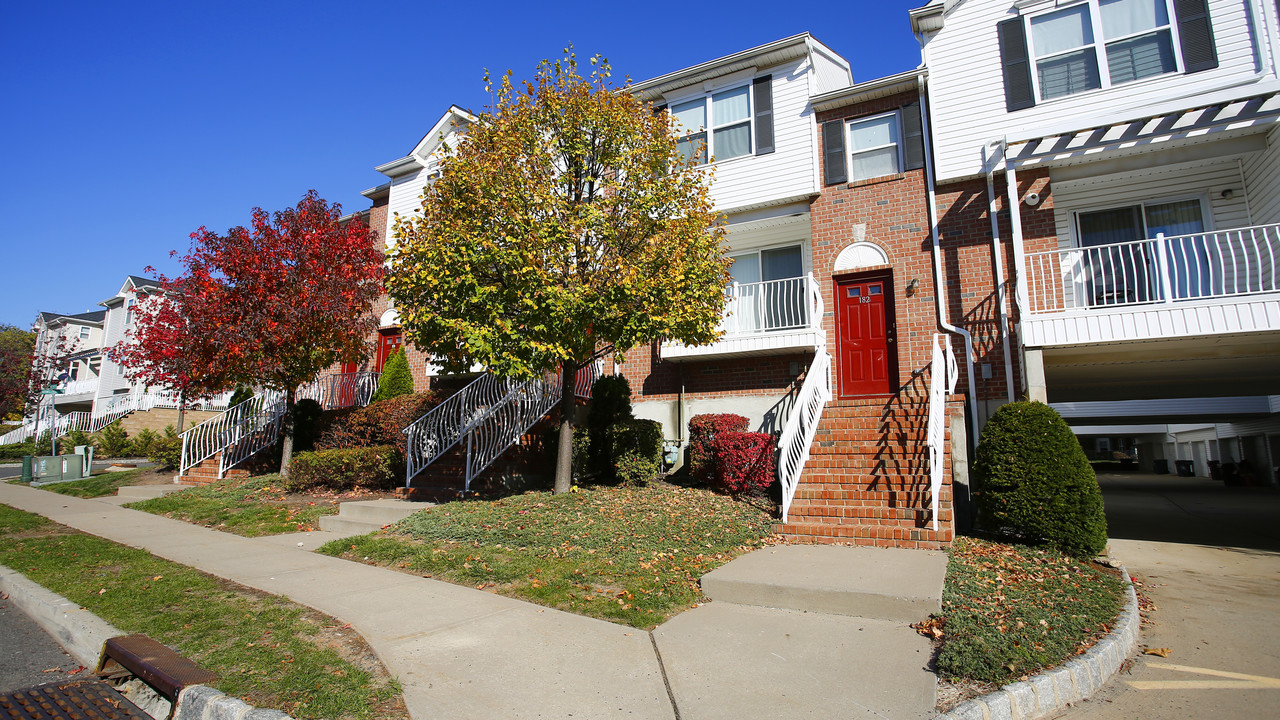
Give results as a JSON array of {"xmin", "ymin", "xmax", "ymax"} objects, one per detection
[
  {"xmin": 115, "ymin": 484, "xmax": 187, "ymax": 500},
  {"xmin": 699, "ymin": 544, "xmax": 947, "ymax": 624},
  {"xmin": 317, "ymin": 499, "xmax": 435, "ymax": 535}
]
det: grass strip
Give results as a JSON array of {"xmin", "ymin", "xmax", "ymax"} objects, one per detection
[
  {"xmin": 934, "ymin": 537, "xmax": 1125, "ymax": 684},
  {"xmin": 0, "ymin": 503, "xmax": 404, "ymax": 720},
  {"xmin": 319, "ymin": 483, "xmax": 774, "ymax": 628},
  {"xmin": 37, "ymin": 467, "xmax": 150, "ymax": 498},
  {"xmin": 127, "ymin": 475, "xmax": 337, "ymax": 536}
]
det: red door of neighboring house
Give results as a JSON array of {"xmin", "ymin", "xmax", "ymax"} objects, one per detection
[
  {"xmin": 836, "ymin": 275, "xmax": 896, "ymax": 397},
  {"xmin": 337, "ymin": 361, "xmax": 357, "ymax": 406},
  {"xmin": 377, "ymin": 332, "xmax": 403, "ymax": 373}
]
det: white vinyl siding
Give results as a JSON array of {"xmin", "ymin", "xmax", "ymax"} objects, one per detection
[
  {"xmin": 386, "ymin": 167, "xmax": 428, "ymax": 248},
  {"xmin": 692, "ymin": 57, "xmax": 817, "ymax": 213},
  {"xmin": 924, "ymin": 0, "xmax": 1275, "ymax": 181},
  {"xmin": 95, "ymin": 298, "xmax": 133, "ymax": 402},
  {"xmin": 1241, "ymin": 124, "xmax": 1280, "ymax": 223}
]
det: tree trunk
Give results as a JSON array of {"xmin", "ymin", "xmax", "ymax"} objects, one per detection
[
  {"xmin": 279, "ymin": 388, "xmax": 296, "ymax": 479},
  {"xmin": 176, "ymin": 390, "xmax": 186, "ymax": 434},
  {"xmin": 553, "ymin": 359, "xmax": 577, "ymax": 494}
]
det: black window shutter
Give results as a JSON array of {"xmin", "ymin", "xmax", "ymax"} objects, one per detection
[
  {"xmin": 822, "ymin": 119, "xmax": 847, "ymax": 185},
  {"xmin": 1174, "ymin": 0, "xmax": 1218, "ymax": 73},
  {"xmin": 997, "ymin": 17, "xmax": 1035, "ymax": 112},
  {"xmin": 901, "ymin": 102, "xmax": 925, "ymax": 171},
  {"xmin": 753, "ymin": 75, "xmax": 775, "ymax": 155}
]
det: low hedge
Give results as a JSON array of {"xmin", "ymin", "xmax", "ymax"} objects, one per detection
[
  {"xmin": 285, "ymin": 445, "xmax": 399, "ymax": 493},
  {"xmin": 316, "ymin": 392, "xmax": 439, "ymax": 454}
]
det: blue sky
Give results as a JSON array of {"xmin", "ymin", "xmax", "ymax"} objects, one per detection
[{"xmin": 0, "ymin": 0, "xmax": 926, "ymax": 328}]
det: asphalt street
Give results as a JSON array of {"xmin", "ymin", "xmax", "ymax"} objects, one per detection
[{"xmin": 0, "ymin": 593, "xmax": 94, "ymax": 693}]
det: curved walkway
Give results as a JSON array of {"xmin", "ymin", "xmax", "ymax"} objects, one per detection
[{"xmin": 0, "ymin": 483, "xmax": 940, "ymax": 720}]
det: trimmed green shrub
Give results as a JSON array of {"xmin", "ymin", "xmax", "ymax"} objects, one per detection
[
  {"xmin": 291, "ymin": 398, "xmax": 324, "ymax": 453},
  {"xmin": 130, "ymin": 428, "xmax": 160, "ymax": 457},
  {"xmin": 228, "ymin": 385, "xmax": 255, "ymax": 409},
  {"xmin": 95, "ymin": 422, "xmax": 131, "ymax": 458},
  {"xmin": 371, "ymin": 349, "xmax": 414, "ymax": 403},
  {"xmin": 586, "ymin": 375, "xmax": 634, "ymax": 481},
  {"xmin": 972, "ymin": 401, "xmax": 1108, "ymax": 558},
  {"xmin": 709, "ymin": 431, "xmax": 777, "ymax": 495},
  {"xmin": 285, "ymin": 445, "xmax": 398, "ymax": 492},
  {"xmin": 687, "ymin": 413, "xmax": 749, "ymax": 482},
  {"xmin": 543, "ymin": 425, "xmax": 591, "ymax": 482},
  {"xmin": 147, "ymin": 425, "xmax": 182, "ymax": 469},
  {"xmin": 0, "ymin": 440, "xmax": 34, "ymax": 460},
  {"xmin": 58, "ymin": 429, "xmax": 92, "ymax": 455},
  {"xmin": 608, "ymin": 419, "xmax": 663, "ymax": 486},
  {"xmin": 316, "ymin": 392, "xmax": 439, "ymax": 454}
]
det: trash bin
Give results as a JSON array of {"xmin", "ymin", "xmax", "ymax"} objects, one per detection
[
  {"xmin": 1208, "ymin": 460, "xmax": 1221, "ymax": 481},
  {"xmin": 20, "ymin": 455, "xmax": 32, "ymax": 482},
  {"xmin": 1153, "ymin": 459, "xmax": 1169, "ymax": 474},
  {"xmin": 1175, "ymin": 460, "xmax": 1195, "ymax": 477}
]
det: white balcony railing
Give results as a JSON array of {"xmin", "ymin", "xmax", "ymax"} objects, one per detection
[
  {"xmin": 1026, "ymin": 223, "xmax": 1280, "ymax": 315},
  {"xmin": 662, "ymin": 274, "xmax": 824, "ymax": 360},
  {"xmin": 59, "ymin": 378, "xmax": 100, "ymax": 396}
]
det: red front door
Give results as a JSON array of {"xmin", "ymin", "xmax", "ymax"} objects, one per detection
[
  {"xmin": 337, "ymin": 362, "xmax": 358, "ymax": 406},
  {"xmin": 836, "ymin": 275, "xmax": 895, "ymax": 397},
  {"xmin": 377, "ymin": 332, "xmax": 403, "ymax": 372}
]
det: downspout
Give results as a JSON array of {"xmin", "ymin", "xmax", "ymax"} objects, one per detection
[
  {"xmin": 917, "ymin": 70, "xmax": 980, "ymax": 439},
  {"xmin": 983, "ymin": 141, "xmax": 1017, "ymax": 403}
]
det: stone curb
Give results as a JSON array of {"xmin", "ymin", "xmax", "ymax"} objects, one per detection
[
  {"xmin": 0, "ymin": 563, "xmax": 293, "ymax": 720},
  {"xmin": 933, "ymin": 565, "xmax": 1140, "ymax": 720}
]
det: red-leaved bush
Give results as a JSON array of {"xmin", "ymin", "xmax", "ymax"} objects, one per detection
[
  {"xmin": 687, "ymin": 413, "xmax": 749, "ymax": 481},
  {"xmin": 316, "ymin": 392, "xmax": 439, "ymax": 455},
  {"xmin": 710, "ymin": 431, "xmax": 777, "ymax": 495}
]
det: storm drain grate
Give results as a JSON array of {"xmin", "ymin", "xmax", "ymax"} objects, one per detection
[{"xmin": 0, "ymin": 679, "xmax": 152, "ymax": 720}]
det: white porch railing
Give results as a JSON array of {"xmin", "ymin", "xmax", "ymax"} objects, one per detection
[
  {"xmin": 297, "ymin": 371, "xmax": 381, "ymax": 410},
  {"xmin": 722, "ymin": 274, "xmax": 822, "ymax": 336},
  {"xmin": 925, "ymin": 334, "xmax": 959, "ymax": 532},
  {"xmin": 179, "ymin": 392, "xmax": 285, "ymax": 477},
  {"xmin": 59, "ymin": 378, "xmax": 99, "ymax": 396},
  {"xmin": 777, "ymin": 347, "xmax": 832, "ymax": 523},
  {"xmin": 1026, "ymin": 223, "xmax": 1280, "ymax": 314}
]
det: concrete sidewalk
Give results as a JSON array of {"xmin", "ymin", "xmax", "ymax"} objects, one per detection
[{"xmin": 0, "ymin": 483, "xmax": 941, "ymax": 720}]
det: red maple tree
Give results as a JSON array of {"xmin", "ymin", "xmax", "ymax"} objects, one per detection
[
  {"xmin": 170, "ymin": 190, "xmax": 384, "ymax": 473},
  {"xmin": 110, "ymin": 288, "xmax": 233, "ymax": 432}
]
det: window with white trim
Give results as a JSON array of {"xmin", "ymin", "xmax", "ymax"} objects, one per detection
[
  {"xmin": 846, "ymin": 112, "xmax": 902, "ymax": 182},
  {"xmin": 669, "ymin": 76, "xmax": 773, "ymax": 165},
  {"xmin": 124, "ymin": 299, "xmax": 135, "ymax": 325},
  {"xmin": 1027, "ymin": 0, "xmax": 1179, "ymax": 101},
  {"xmin": 78, "ymin": 326, "xmax": 90, "ymax": 340}
]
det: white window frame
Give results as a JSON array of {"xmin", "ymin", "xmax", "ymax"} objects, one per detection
[
  {"xmin": 1024, "ymin": 0, "xmax": 1184, "ymax": 103},
  {"xmin": 78, "ymin": 326, "xmax": 90, "ymax": 340},
  {"xmin": 670, "ymin": 81, "xmax": 755, "ymax": 166},
  {"xmin": 845, "ymin": 111, "xmax": 904, "ymax": 183},
  {"xmin": 124, "ymin": 299, "xmax": 135, "ymax": 325}
]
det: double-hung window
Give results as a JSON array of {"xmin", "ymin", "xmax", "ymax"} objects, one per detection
[
  {"xmin": 79, "ymin": 325, "xmax": 90, "ymax": 340},
  {"xmin": 1000, "ymin": 0, "xmax": 1216, "ymax": 111},
  {"xmin": 670, "ymin": 76, "xmax": 774, "ymax": 165},
  {"xmin": 1029, "ymin": 0, "xmax": 1176, "ymax": 100},
  {"xmin": 847, "ymin": 113, "xmax": 902, "ymax": 182}
]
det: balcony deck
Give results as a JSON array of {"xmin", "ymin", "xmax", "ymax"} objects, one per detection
[
  {"xmin": 1023, "ymin": 223, "xmax": 1280, "ymax": 347},
  {"xmin": 662, "ymin": 274, "xmax": 825, "ymax": 362}
]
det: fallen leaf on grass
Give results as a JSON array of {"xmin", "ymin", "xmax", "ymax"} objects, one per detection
[
  {"xmin": 1144, "ymin": 648, "xmax": 1172, "ymax": 657},
  {"xmin": 98, "ymin": 588, "xmax": 107, "ymax": 595},
  {"xmin": 912, "ymin": 616, "xmax": 945, "ymax": 640}
]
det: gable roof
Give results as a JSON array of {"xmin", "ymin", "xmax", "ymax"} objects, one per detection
[
  {"xmin": 37, "ymin": 310, "xmax": 106, "ymax": 327},
  {"xmin": 629, "ymin": 34, "xmax": 849, "ymax": 102},
  {"xmin": 375, "ymin": 105, "xmax": 477, "ymax": 179}
]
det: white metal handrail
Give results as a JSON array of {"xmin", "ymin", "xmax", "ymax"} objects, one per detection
[
  {"xmin": 1026, "ymin": 222, "xmax": 1280, "ymax": 314},
  {"xmin": 776, "ymin": 347, "xmax": 832, "ymax": 523},
  {"xmin": 721, "ymin": 273, "xmax": 823, "ymax": 337},
  {"xmin": 180, "ymin": 392, "xmax": 281, "ymax": 477},
  {"xmin": 404, "ymin": 373, "xmax": 514, "ymax": 483},
  {"xmin": 297, "ymin": 371, "xmax": 381, "ymax": 410},
  {"xmin": 925, "ymin": 334, "xmax": 959, "ymax": 532}
]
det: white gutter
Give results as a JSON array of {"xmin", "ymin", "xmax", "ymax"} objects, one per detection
[
  {"xmin": 983, "ymin": 141, "xmax": 1017, "ymax": 403},
  {"xmin": 918, "ymin": 69, "xmax": 980, "ymax": 440}
]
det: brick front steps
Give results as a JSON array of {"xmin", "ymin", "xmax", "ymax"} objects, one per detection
[
  {"xmin": 177, "ymin": 453, "xmax": 249, "ymax": 485},
  {"xmin": 777, "ymin": 396, "xmax": 957, "ymax": 549}
]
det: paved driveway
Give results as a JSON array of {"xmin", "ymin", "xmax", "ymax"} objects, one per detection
[{"xmin": 1060, "ymin": 473, "xmax": 1280, "ymax": 719}]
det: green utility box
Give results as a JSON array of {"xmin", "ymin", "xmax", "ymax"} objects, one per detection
[{"xmin": 30, "ymin": 454, "xmax": 89, "ymax": 484}]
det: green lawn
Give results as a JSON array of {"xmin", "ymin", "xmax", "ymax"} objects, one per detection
[
  {"xmin": 933, "ymin": 537, "xmax": 1126, "ymax": 684},
  {"xmin": 36, "ymin": 467, "xmax": 151, "ymax": 498},
  {"xmin": 126, "ymin": 475, "xmax": 338, "ymax": 536},
  {"xmin": 319, "ymin": 483, "xmax": 775, "ymax": 628},
  {"xmin": 0, "ymin": 503, "xmax": 405, "ymax": 720}
]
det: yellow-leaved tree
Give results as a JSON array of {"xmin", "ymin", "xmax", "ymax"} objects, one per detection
[{"xmin": 388, "ymin": 50, "xmax": 730, "ymax": 493}]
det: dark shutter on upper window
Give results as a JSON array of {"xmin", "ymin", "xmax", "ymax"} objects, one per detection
[
  {"xmin": 1174, "ymin": 0, "xmax": 1218, "ymax": 73},
  {"xmin": 822, "ymin": 119, "xmax": 847, "ymax": 185},
  {"xmin": 997, "ymin": 17, "xmax": 1035, "ymax": 112},
  {"xmin": 901, "ymin": 102, "xmax": 925, "ymax": 171},
  {"xmin": 753, "ymin": 75, "xmax": 775, "ymax": 155}
]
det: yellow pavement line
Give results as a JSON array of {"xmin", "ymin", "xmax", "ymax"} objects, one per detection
[{"xmin": 1126, "ymin": 662, "xmax": 1280, "ymax": 690}]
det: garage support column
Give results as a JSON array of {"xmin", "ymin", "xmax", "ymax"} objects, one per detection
[{"xmin": 1024, "ymin": 348, "xmax": 1047, "ymax": 403}]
